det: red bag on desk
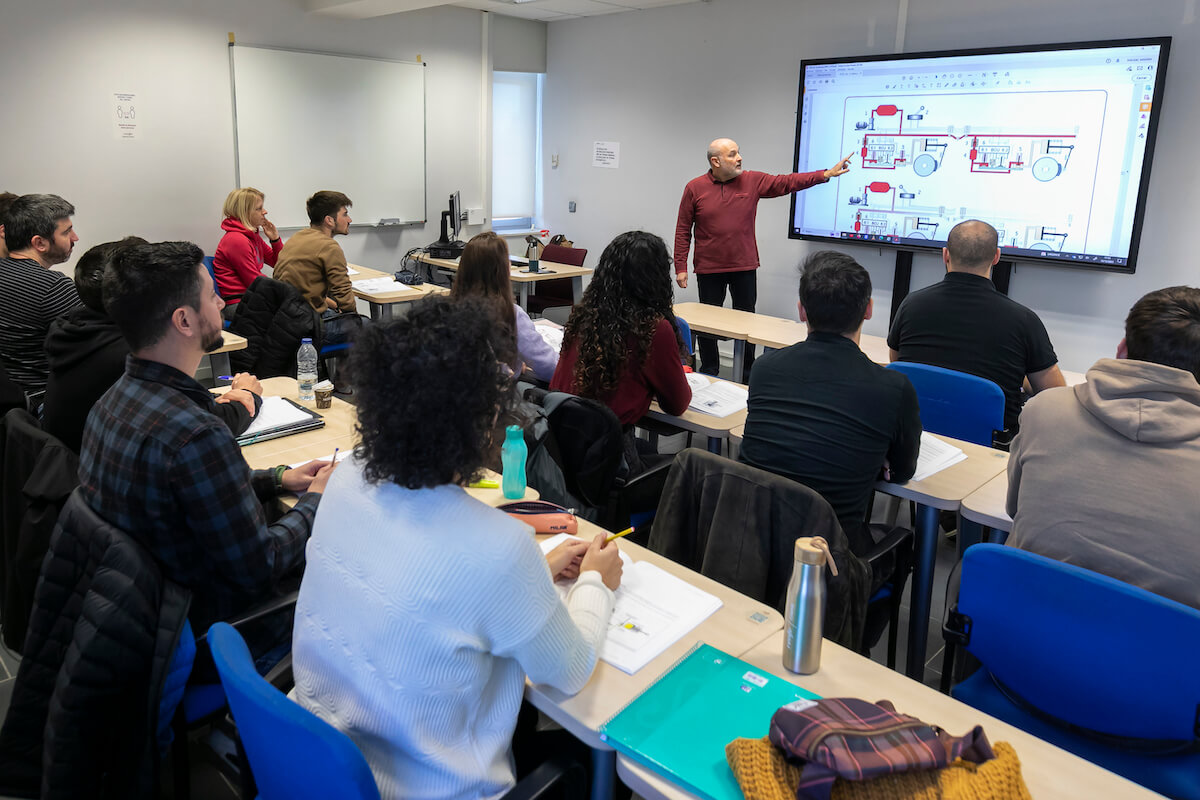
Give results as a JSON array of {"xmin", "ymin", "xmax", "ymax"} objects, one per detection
[{"xmin": 498, "ymin": 500, "xmax": 578, "ymax": 535}]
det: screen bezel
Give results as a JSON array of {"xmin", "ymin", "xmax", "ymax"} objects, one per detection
[{"xmin": 788, "ymin": 37, "xmax": 1172, "ymax": 274}]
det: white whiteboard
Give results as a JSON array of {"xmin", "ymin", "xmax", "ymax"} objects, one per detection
[{"xmin": 230, "ymin": 45, "xmax": 425, "ymax": 229}]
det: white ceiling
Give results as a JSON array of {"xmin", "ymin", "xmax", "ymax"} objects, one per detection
[{"xmin": 304, "ymin": 0, "xmax": 704, "ymax": 22}]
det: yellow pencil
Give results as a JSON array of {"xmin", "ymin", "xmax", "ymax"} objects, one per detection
[{"xmin": 605, "ymin": 526, "xmax": 635, "ymax": 543}]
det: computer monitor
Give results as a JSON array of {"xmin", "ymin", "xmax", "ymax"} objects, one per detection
[{"xmin": 428, "ymin": 190, "xmax": 466, "ymax": 258}]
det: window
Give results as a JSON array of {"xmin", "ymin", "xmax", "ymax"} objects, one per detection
[{"xmin": 492, "ymin": 71, "xmax": 541, "ymax": 232}]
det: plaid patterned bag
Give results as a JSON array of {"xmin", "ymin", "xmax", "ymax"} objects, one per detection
[{"xmin": 768, "ymin": 697, "xmax": 995, "ymax": 800}]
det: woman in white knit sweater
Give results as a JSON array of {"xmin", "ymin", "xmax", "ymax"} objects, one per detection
[{"xmin": 290, "ymin": 296, "xmax": 622, "ymax": 800}]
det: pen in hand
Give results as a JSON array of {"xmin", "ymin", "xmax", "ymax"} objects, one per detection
[{"xmin": 605, "ymin": 526, "xmax": 635, "ymax": 543}]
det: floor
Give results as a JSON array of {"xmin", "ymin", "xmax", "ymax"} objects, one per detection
[{"xmin": 0, "ymin": 348, "xmax": 964, "ymax": 796}]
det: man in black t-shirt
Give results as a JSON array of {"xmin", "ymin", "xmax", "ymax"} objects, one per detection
[
  {"xmin": 887, "ymin": 220, "xmax": 1064, "ymax": 434},
  {"xmin": 741, "ymin": 251, "xmax": 921, "ymax": 553}
]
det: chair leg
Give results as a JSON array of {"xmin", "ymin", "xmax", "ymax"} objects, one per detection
[
  {"xmin": 886, "ymin": 594, "xmax": 901, "ymax": 670},
  {"xmin": 171, "ymin": 712, "xmax": 191, "ymax": 800}
]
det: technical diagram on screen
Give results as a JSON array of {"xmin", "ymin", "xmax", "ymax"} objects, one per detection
[{"xmin": 789, "ymin": 39, "xmax": 1170, "ymax": 273}]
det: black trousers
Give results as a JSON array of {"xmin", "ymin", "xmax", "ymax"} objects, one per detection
[{"xmin": 696, "ymin": 270, "xmax": 757, "ymax": 382}]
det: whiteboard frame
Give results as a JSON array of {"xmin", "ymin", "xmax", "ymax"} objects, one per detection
[{"xmin": 228, "ymin": 42, "xmax": 427, "ymax": 230}]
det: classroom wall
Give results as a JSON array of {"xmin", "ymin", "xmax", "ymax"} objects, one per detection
[
  {"xmin": 541, "ymin": 0, "xmax": 1199, "ymax": 371},
  {"xmin": 1, "ymin": 0, "xmax": 489, "ymax": 274}
]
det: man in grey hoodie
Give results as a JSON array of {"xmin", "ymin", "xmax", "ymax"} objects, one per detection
[{"xmin": 1006, "ymin": 286, "xmax": 1200, "ymax": 610}]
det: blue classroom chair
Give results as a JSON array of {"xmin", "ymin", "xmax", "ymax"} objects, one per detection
[
  {"xmin": 885, "ymin": 362, "xmax": 1004, "ymax": 447},
  {"xmin": 942, "ymin": 544, "xmax": 1200, "ymax": 800}
]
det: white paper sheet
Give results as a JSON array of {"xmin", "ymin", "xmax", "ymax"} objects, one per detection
[
  {"xmin": 346, "ymin": 266, "xmax": 360, "ymax": 275},
  {"xmin": 539, "ymin": 533, "xmax": 723, "ymax": 674},
  {"xmin": 289, "ymin": 450, "xmax": 352, "ymax": 469},
  {"xmin": 687, "ymin": 380, "xmax": 748, "ymax": 417},
  {"xmin": 533, "ymin": 320, "xmax": 564, "ymax": 354},
  {"xmin": 910, "ymin": 432, "xmax": 967, "ymax": 482},
  {"xmin": 351, "ymin": 277, "xmax": 419, "ymax": 294}
]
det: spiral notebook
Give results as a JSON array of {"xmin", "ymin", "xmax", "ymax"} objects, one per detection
[{"xmin": 599, "ymin": 643, "xmax": 820, "ymax": 800}]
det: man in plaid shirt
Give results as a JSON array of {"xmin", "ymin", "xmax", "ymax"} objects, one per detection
[{"xmin": 79, "ymin": 240, "xmax": 335, "ymax": 660}]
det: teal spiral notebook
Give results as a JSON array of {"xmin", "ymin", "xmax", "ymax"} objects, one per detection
[{"xmin": 599, "ymin": 642, "xmax": 821, "ymax": 800}]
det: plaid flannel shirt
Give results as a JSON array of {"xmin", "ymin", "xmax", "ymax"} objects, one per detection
[
  {"xmin": 769, "ymin": 697, "xmax": 994, "ymax": 800},
  {"xmin": 79, "ymin": 356, "xmax": 318, "ymax": 631}
]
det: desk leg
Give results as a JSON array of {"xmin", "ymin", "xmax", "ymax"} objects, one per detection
[
  {"xmin": 571, "ymin": 276, "xmax": 583, "ymax": 304},
  {"xmin": 707, "ymin": 435, "xmax": 722, "ymax": 455},
  {"xmin": 518, "ymin": 283, "xmax": 531, "ymax": 311},
  {"xmin": 957, "ymin": 515, "xmax": 985, "ymax": 560},
  {"xmin": 731, "ymin": 341, "xmax": 745, "ymax": 383},
  {"xmin": 210, "ymin": 352, "xmax": 232, "ymax": 385},
  {"xmin": 906, "ymin": 503, "xmax": 939, "ymax": 682},
  {"xmin": 591, "ymin": 748, "xmax": 615, "ymax": 800},
  {"xmin": 370, "ymin": 302, "xmax": 394, "ymax": 321}
]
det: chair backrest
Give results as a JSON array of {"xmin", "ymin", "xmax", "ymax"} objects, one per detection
[
  {"xmin": 886, "ymin": 362, "xmax": 1004, "ymax": 446},
  {"xmin": 537, "ymin": 390, "xmax": 624, "ymax": 508},
  {"xmin": 202, "ymin": 255, "xmax": 217, "ymax": 283},
  {"xmin": 540, "ymin": 244, "xmax": 587, "ymax": 267},
  {"xmin": 207, "ymin": 622, "xmax": 381, "ymax": 800},
  {"xmin": 958, "ymin": 544, "xmax": 1200, "ymax": 742},
  {"xmin": 674, "ymin": 316, "xmax": 694, "ymax": 358}
]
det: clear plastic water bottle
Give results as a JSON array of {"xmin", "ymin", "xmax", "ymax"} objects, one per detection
[
  {"xmin": 297, "ymin": 338, "xmax": 318, "ymax": 402},
  {"xmin": 501, "ymin": 425, "xmax": 527, "ymax": 499},
  {"xmin": 782, "ymin": 537, "xmax": 837, "ymax": 675}
]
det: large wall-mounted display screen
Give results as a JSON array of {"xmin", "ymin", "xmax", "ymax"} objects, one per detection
[{"xmin": 789, "ymin": 38, "xmax": 1170, "ymax": 273}]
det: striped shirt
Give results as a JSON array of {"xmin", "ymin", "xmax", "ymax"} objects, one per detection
[
  {"xmin": 80, "ymin": 356, "xmax": 319, "ymax": 632},
  {"xmin": 0, "ymin": 256, "xmax": 81, "ymax": 394}
]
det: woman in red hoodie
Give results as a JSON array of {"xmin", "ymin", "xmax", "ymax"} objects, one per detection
[{"xmin": 212, "ymin": 187, "xmax": 284, "ymax": 304}]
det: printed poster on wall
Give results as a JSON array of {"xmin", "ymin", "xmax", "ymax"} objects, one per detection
[
  {"xmin": 593, "ymin": 141, "xmax": 620, "ymax": 169},
  {"xmin": 113, "ymin": 92, "xmax": 138, "ymax": 140}
]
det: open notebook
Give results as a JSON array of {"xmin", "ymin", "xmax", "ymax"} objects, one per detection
[{"xmin": 539, "ymin": 533, "xmax": 722, "ymax": 674}]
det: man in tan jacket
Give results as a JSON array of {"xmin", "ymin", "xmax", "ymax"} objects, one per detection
[{"xmin": 273, "ymin": 190, "xmax": 356, "ymax": 313}]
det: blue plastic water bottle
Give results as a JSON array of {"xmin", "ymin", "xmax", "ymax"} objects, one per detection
[{"xmin": 501, "ymin": 425, "xmax": 527, "ymax": 499}]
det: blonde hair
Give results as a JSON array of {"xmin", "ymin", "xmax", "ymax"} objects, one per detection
[{"xmin": 222, "ymin": 187, "xmax": 265, "ymax": 229}]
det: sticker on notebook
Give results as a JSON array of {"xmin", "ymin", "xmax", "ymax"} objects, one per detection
[
  {"xmin": 782, "ymin": 698, "xmax": 818, "ymax": 713},
  {"xmin": 741, "ymin": 671, "xmax": 768, "ymax": 688}
]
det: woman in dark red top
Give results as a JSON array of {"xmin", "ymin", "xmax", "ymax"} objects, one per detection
[{"xmin": 551, "ymin": 231, "xmax": 691, "ymax": 429}]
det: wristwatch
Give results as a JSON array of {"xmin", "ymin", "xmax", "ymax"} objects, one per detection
[{"xmin": 273, "ymin": 464, "xmax": 287, "ymax": 491}]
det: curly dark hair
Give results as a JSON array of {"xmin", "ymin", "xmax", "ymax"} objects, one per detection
[
  {"xmin": 350, "ymin": 296, "xmax": 518, "ymax": 489},
  {"xmin": 561, "ymin": 231, "xmax": 682, "ymax": 399}
]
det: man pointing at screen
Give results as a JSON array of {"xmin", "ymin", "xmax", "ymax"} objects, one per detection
[{"xmin": 674, "ymin": 138, "xmax": 852, "ymax": 380}]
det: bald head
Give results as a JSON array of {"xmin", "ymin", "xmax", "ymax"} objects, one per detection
[
  {"xmin": 944, "ymin": 220, "xmax": 1000, "ymax": 274},
  {"xmin": 707, "ymin": 138, "xmax": 743, "ymax": 181}
]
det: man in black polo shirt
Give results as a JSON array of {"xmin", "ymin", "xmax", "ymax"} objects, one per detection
[
  {"xmin": 887, "ymin": 220, "xmax": 1064, "ymax": 435},
  {"xmin": 740, "ymin": 251, "xmax": 921, "ymax": 553}
]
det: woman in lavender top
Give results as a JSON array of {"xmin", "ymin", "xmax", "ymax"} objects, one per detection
[{"xmin": 450, "ymin": 232, "xmax": 560, "ymax": 381}]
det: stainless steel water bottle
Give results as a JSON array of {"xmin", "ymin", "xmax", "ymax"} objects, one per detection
[{"xmin": 782, "ymin": 536, "xmax": 836, "ymax": 674}]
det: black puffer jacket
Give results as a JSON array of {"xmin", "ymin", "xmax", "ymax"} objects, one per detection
[
  {"xmin": 0, "ymin": 490, "xmax": 190, "ymax": 799},
  {"xmin": 227, "ymin": 276, "xmax": 321, "ymax": 378}
]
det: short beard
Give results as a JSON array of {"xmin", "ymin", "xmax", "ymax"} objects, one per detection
[{"xmin": 202, "ymin": 328, "xmax": 225, "ymax": 353}]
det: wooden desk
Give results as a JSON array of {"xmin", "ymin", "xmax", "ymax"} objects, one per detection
[
  {"xmin": 348, "ymin": 263, "xmax": 446, "ymax": 320},
  {"xmin": 673, "ymin": 302, "xmax": 891, "ymax": 375},
  {"xmin": 228, "ymin": 376, "xmax": 529, "ymax": 507},
  {"xmin": 207, "ymin": 331, "xmax": 248, "ymax": 385},
  {"xmin": 618, "ymin": 631, "xmax": 1166, "ymax": 800},
  {"xmin": 416, "ymin": 252, "xmax": 592, "ymax": 311},
  {"xmin": 874, "ymin": 435, "xmax": 1009, "ymax": 681},
  {"xmin": 957, "ymin": 471, "xmax": 1013, "ymax": 558}
]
